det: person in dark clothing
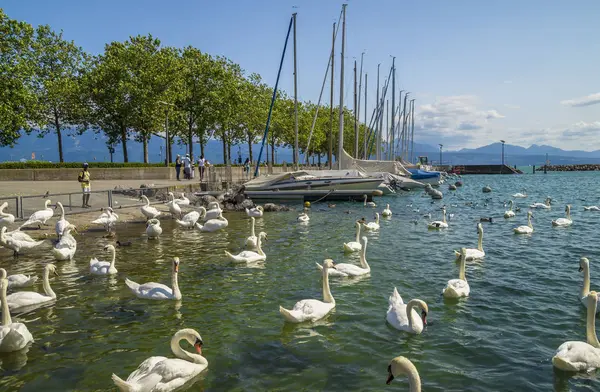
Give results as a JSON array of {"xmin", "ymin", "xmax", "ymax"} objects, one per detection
[{"xmin": 175, "ymin": 155, "xmax": 182, "ymax": 180}]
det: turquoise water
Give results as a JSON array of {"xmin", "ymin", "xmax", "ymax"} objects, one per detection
[{"xmin": 1, "ymin": 171, "xmax": 600, "ymax": 391}]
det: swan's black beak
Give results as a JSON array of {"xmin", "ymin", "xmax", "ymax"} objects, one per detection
[
  {"xmin": 386, "ymin": 365, "xmax": 394, "ymax": 384},
  {"xmin": 579, "ymin": 266, "xmax": 584, "ymax": 272}
]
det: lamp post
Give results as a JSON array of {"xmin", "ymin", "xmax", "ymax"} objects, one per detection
[
  {"xmin": 158, "ymin": 101, "xmax": 176, "ymax": 166},
  {"xmin": 500, "ymin": 140, "xmax": 505, "ymax": 166},
  {"xmin": 439, "ymin": 144, "xmax": 443, "ymax": 166}
]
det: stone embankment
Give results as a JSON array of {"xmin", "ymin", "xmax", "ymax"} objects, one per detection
[{"xmin": 544, "ymin": 164, "xmax": 600, "ymax": 172}]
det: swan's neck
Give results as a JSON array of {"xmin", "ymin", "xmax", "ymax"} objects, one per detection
[
  {"xmin": 45, "ymin": 200, "xmax": 51, "ymax": 210},
  {"xmin": 59, "ymin": 204, "xmax": 65, "ymax": 219},
  {"xmin": 407, "ymin": 367, "xmax": 422, "ymax": 392},
  {"xmin": 171, "ymin": 334, "xmax": 207, "ymax": 365},
  {"xmin": 527, "ymin": 214, "xmax": 533, "ymax": 229},
  {"xmin": 477, "ymin": 230, "xmax": 483, "ymax": 252},
  {"xmin": 359, "ymin": 243, "xmax": 370, "ymax": 271},
  {"xmin": 406, "ymin": 301, "xmax": 417, "ymax": 331},
  {"xmin": 251, "ymin": 220, "xmax": 256, "ymax": 238},
  {"xmin": 355, "ymin": 224, "xmax": 360, "ymax": 242},
  {"xmin": 322, "ymin": 267, "xmax": 335, "ymax": 304},
  {"xmin": 582, "ymin": 265, "xmax": 591, "ymax": 298},
  {"xmin": 458, "ymin": 255, "xmax": 466, "ymax": 281},
  {"xmin": 144, "ymin": 196, "xmax": 150, "ymax": 206},
  {"xmin": 43, "ymin": 268, "xmax": 56, "ymax": 299},
  {"xmin": 172, "ymin": 269, "xmax": 181, "ymax": 300},
  {"xmin": 1, "ymin": 280, "xmax": 12, "ymax": 326},
  {"xmin": 109, "ymin": 248, "xmax": 116, "ymax": 270},
  {"xmin": 586, "ymin": 296, "xmax": 600, "ymax": 348},
  {"xmin": 442, "ymin": 210, "xmax": 447, "ymax": 224},
  {"xmin": 256, "ymin": 236, "xmax": 264, "ymax": 256},
  {"xmin": 375, "ymin": 215, "xmax": 379, "ymax": 225},
  {"xmin": 0, "ymin": 205, "xmax": 9, "ymax": 218},
  {"xmin": 566, "ymin": 209, "xmax": 571, "ymax": 219}
]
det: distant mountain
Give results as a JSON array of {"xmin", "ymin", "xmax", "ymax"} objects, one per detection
[{"xmin": 458, "ymin": 142, "xmax": 600, "ymax": 158}]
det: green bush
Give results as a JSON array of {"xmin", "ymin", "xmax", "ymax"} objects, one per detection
[{"xmin": 0, "ymin": 161, "xmax": 296, "ymax": 169}]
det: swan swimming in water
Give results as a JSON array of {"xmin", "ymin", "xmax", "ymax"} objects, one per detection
[
  {"xmin": 125, "ymin": 257, "xmax": 181, "ymax": 300},
  {"xmin": 584, "ymin": 206, "xmax": 600, "ymax": 211},
  {"xmin": 204, "ymin": 203, "xmax": 222, "ymax": 221},
  {"xmin": 174, "ymin": 192, "xmax": 190, "ymax": 206},
  {"xmin": 343, "ymin": 222, "xmax": 363, "ymax": 253},
  {"xmin": 175, "ymin": 210, "xmax": 201, "ymax": 229},
  {"xmin": 20, "ymin": 200, "xmax": 54, "ymax": 229},
  {"xmin": 427, "ymin": 207, "xmax": 448, "ymax": 229},
  {"xmin": 552, "ymin": 291, "xmax": 600, "ymax": 372},
  {"xmin": 386, "ymin": 356, "xmax": 422, "ymax": 391},
  {"xmin": 245, "ymin": 217, "xmax": 258, "ymax": 249},
  {"xmin": 552, "ymin": 204, "xmax": 572, "ymax": 226},
  {"xmin": 386, "ymin": 287, "xmax": 429, "ymax": 334},
  {"xmin": 225, "ymin": 232, "xmax": 267, "ymax": 263},
  {"xmin": 513, "ymin": 192, "xmax": 527, "ymax": 198},
  {"xmin": 443, "ymin": 248, "xmax": 470, "ymax": 298},
  {"xmin": 195, "ymin": 216, "xmax": 228, "ymax": 232},
  {"xmin": 453, "ymin": 223, "xmax": 485, "ymax": 260},
  {"xmin": 90, "ymin": 244, "xmax": 118, "ymax": 275},
  {"xmin": 0, "ymin": 268, "xmax": 38, "ymax": 289},
  {"xmin": 382, "ymin": 204, "xmax": 392, "ymax": 217},
  {"xmin": 0, "ymin": 277, "xmax": 34, "ymax": 353},
  {"xmin": 140, "ymin": 195, "xmax": 161, "ymax": 220},
  {"xmin": 0, "ymin": 202, "xmax": 15, "ymax": 227},
  {"xmin": 5, "ymin": 264, "xmax": 58, "ymax": 312},
  {"xmin": 54, "ymin": 202, "xmax": 70, "ymax": 239},
  {"xmin": 579, "ymin": 257, "xmax": 600, "ymax": 312},
  {"xmin": 503, "ymin": 200, "xmax": 516, "ymax": 218},
  {"xmin": 317, "ymin": 236, "xmax": 370, "ymax": 277},
  {"xmin": 91, "ymin": 207, "xmax": 119, "ymax": 231},
  {"xmin": 146, "ymin": 219, "xmax": 162, "ymax": 239},
  {"xmin": 529, "ymin": 197, "xmax": 551, "ymax": 209},
  {"xmin": 363, "ymin": 194, "xmax": 377, "ymax": 208},
  {"xmin": 245, "ymin": 206, "xmax": 264, "ymax": 218},
  {"xmin": 111, "ymin": 328, "xmax": 207, "ymax": 392},
  {"xmin": 362, "ymin": 213, "xmax": 380, "ymax": 231},
  {"xmin": 279, "ymin": 259, "xmax": 337, "ymax": 323},
  {"xmin": 297, "ymin": 212, "xmax": 310, "ymax": 222},
  {"xmin": 166, "ymin": 192, "xmax": 182, "ymax": 219},
  {"xmin": 51, "ymin": 224, "xmax": 77, "ymax": 261},
  {"xmin": 514, "ymin": 211, "xmax": 534, "ymax": 234}
]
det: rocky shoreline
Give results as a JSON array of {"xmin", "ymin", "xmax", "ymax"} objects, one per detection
[{"xmin": 544, "ymin": 164, "xmax": 600, "ymax": 172}]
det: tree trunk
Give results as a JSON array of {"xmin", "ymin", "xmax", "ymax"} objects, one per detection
[
  {"xmin": 200, "ymin": 139, "xmax": 205, "ymax": 157},
  {"xmin": 121, "ymin": 124, "xmax": 129, "ymax": 162},
  {"xmin": 54, "ymin": 111, "xmax": 63, "ymax": 163},
  {"xmin": 188, "ymin": 126, "xmax": 194, "ymax": 161},
  {"xmin": 247, "ymin": 132, "xmax": 253, "ymax": 163},
  {"xmin": 270, "ymin": 134, "xmax": 275, "ymax": 165},
  {"xmin": 318, "ymin": 153, "xmax": 321, "ymax": 167},
  {"xmin": 227, "ymin": 140, "xmax": 232, "ymax": 163},
  {"xmin": 167, "ymin": 134, "xmax": 173, "ymax": 164},
  {"xmin": 142, "ymin": 133, "xmax": 149, "ymax": 163},
  {"xmin": 221, "ymin": 131, "xmax": 227, "ymax": 164}
]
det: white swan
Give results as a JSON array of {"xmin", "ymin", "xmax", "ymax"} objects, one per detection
[
  {"xmin": 552, "ymin": 291, "xmax": 600, "ymax": 372},
  {"xmin": 0, "ymin": 269, "xmax": 38, "ymax": 289},
  {"xmin": 111, "ymin": 328, "xmax": 207, "ymax": 392},
  {"xmin": 428, "ymin": 207, "xmax": 448, "ymax": 229},
  {"xmin": 125, "ymin": 257, "xmax": 181, "ymax": 300},
  {"xmin": 317, "ymin": 236, "xmax": 370, "ymax": 277},
  {"xmin": 443, "ymin": 248, "xmax": 470, "ymax": 298},
  {"xmin": 0, "ymin": 277, "xmax": 33, "ymax": 353},
  {"xmin": 52, "ymin": 224, "xmax": 77, "ymax": 261},
  {"xmin": 386, "ymin": 356, "xmax": 422, "ymax": 391},
  {"xmin": 204, "ymin": 203, "xmax": 222, "ymax": 221},
  {"xmin": 92, "ymin": 207, "xmax": 119, "ymax": 231},
  {"xmin": 54, "ymin": 202, "xmax": 70, "ymax": 239},
  {"xmin": 363, "ymin": 194, "xmax": 377, "ymax": 208},
  {"xmin": 140, "ymin": 195, "xmax": 161, "ymax": 220},
  {"xmin": 20, "ymin": 199, "xmax": 54, "ymax": 229},
  {"xmin": 343, "ymin": 222, "xmax": 362, "ymax": 253},
  {"xmin": 245, "ymin": 206, "xmax": 264, "ymax": 218},
  {"xmin": 245, "ymin": 217, "xmax": 258, "ymax": 249},
  {"xmin": 174, "ymin": 192, "xmax": 190, "ymax": 206},
  {"xmin": 386, "ymin": 287, "xmax": 429, "ymax": 334},
  {"xmin": 363, "ymin": 213, "xmax": 380, "ymax": 231},
  {"xmin": 225, "ymin": 232, "xmax": 267, "ymax": 263},
  {"xmin": 0, "ymin": 202, "xmax": 15, "ymax": 226},
  {"xmin": 513, "ymin": 192, "xmax": 527, "ymax": 198},
  {"xmin": 382, "ymin": 204, "xmax": 392, "ymax": 217},
  {"xmin": 5, "ymin": 264, "xmax": 58, "ymax": 312},
  {"xmin": 175, "ymin": 210, "xmax": 201, "ymax": 229},
  {"xmin": 146, "ymin": 218, "xmax": 162, "ymax": 239},
  {"xmin": 0, "ymin": 227, "xmax": 45, "ymax": 256},
  {"xmin": 530, "ymin": 197, "xmax": 551, "ymax": 209},
  {"xmin": 584, "ymin": 206, "xmax": 600, "ymax": 211},
  {"xmin": 297, "ymin": 212, "xmax": 310, "ymax": 222},
  {"xmin": 167, "ymin": 192, "xmax": 182, "ymax": 219},
  {"xmin": 579, "ymin": 257, "xmax": 600, "ymax": 312},
  {"xmin": 279, "ymin": 259, "xmax": 337, "ymax": 323},
  {"xmin": 514, "ymin": 211, "xmax": 534, "ymax": 234},
  {"xmin": 90, "ymin": 244, "xmax": 118, "ymax": 275},
  {"xmin": 195, "ymin": 216, "xmax": 228, "ymax": 232},
  {"xmin": 454, "ymin": 222, "xmax": 485, "ymax": 260},
  {"xmin": 552, "ymin": 204, "xmax": 573, "ymax": 227},
  {"xmin": 503, "ymin": 200, "xmax": 516, "ymax": 218}
]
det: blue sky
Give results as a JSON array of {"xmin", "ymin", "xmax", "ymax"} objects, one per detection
[{"xmin": 4, "ymin": 0, "xmax": 600, "ymax": 150}]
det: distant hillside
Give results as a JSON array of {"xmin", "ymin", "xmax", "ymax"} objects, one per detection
[{"xmin": 458, "ymin": 142, "xmax": 600, "ymax": 159}]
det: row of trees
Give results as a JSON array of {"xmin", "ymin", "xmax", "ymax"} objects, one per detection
[{"xmin": 1, "ymin": 9, "xmax": 367, "ymax": 164}]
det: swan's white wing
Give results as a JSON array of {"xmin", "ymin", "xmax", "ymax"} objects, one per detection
[
  {"xmin": 335, "ymin": 263, "xmax": 368, "ymax": 276},
  {"xmin": 0, "ymin": 322, "xmax": 33, "ymax": 351},
  {"xmin": 6, "ymin": 291, "xmax": 52, "ymax": 309},
  {"xmin": 141, "ymin": 358, "xmax": 205, "ymax": 391},
  {"xmin": 136, "ymin": 282, "xmax": 173, "ymax": 299},
  {"xmin": 291, "ymin": 299, "xmax": 332, "ymax": 321},
  {"xmin": 388, "ymin": 287, "xmax": 404, "ymax": 305},
  {"xmin": 9, "ymin": 231, "xmax": 36, "ymax": 242},
  {"xmin": 125, "ymin": 355, "xmax": 168, "ymax": 386}
]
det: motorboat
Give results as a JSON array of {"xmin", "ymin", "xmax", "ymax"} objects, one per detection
[
  {"xmin": 407, "ymin": 168, "xmax": 442, "ymax": 186},
  {"xmin": 244, "ymin": 170, "xmax": 383, "ymax": 192}
]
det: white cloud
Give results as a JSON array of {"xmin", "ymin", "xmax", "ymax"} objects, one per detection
[
  {"xmin": 503, "ymin": 104, "xmax": 520, "ymax": 110},
  {"xmin": 562, "ymin": 121, "xmax": 600, "ymax": 138},
  {"xmin": 560, "ymin": 93, "xmax": 600, "ymax": 107}
]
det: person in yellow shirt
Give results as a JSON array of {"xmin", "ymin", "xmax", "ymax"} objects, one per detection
[{"xmin": 78, "ymin": 162, "xmax": 91, "ymax": 208}]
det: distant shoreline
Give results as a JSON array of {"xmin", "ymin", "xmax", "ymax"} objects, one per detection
[{"xmin": 544, "ymin": 164, "xmax": 600, "ymax": 172}]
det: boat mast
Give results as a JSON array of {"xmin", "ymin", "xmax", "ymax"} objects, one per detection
[
  {"xmin": 389, "ymin": 57, "xmax": 396, "ymax": 160},
  {"xmin": 375, "ymin": 64, "xmax": 380, "ymax": 160},
  {"xmin": 293, "ymin": 13, "xmax": 299, "ymax": 169},
  {"xmin": 386, "ymin": 98, "xmax": 389, "ymax": 159},
  {"xmin": 410, "ymin": 99, "xmax": 415, "ymax": 163},
  {"xmin": 328, "ymin": 22, "xmax": 335, "ymax": 169},
  {"xmin": 337, "ymin": 3, "xmax": 347, "ymax": 170},
  {"xmin": 353, "ymin": 59, "xmax": 358, "ymax": 158},
  {"xmin": 363, "ymin": 73, "xmax": 367, "ymax": 159}
]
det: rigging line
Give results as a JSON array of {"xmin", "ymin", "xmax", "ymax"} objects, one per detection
[{"xmin": 304, "ymin": 8, "xmax": 344, "ymax": 164}]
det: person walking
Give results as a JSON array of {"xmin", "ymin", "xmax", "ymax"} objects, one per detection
[
  {"xmin": 198, "ymin": 155, "xmax": 209, "ymax": 182},
  {"xmin": 175, "ymin": 154, "xmax": 182, "ymax": 181},
  {"xmin": 243, "ymin": 158, "xmax": 250, "ymax": 179},
  {"xmin": 78, "ymin": 162, "xmax": 91, "ymax": 208},
  {"xmin": 183, "ymin": 154, "xmax": 191, "ymax": 180}
]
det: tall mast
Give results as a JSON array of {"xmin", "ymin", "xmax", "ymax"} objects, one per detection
[
  {"xmin": 363, "ymin": 73, "xmax": 367, "ymax": 159},
  {"xmin": 402, "ymin": 92, "xmax": 409, "ymax": 160},
  {"xmin": 410, "ymin": 99, "xmax": 415, "ymax": 163},
  {"xmin": 389, "ymin": 57, "xmax": 396, "ymax": 160},
  {"xmin": 378, "ymin": 78, "xmax": 385, "ymax": 160},
  {"xmin": 337, "ymin": 3, "xmax": 347, "ymax": 170},
  {"xmin": 328, "ymin": 22, "xmax": 335, "ymax": 169},
  {"xmin": 386, "ymin": 98, "xmax": 389, "ymax": 160},
  {"xmin": 292, "ymin": 13, "xmax": 299, "ymax": 169},
  {"xmin": 375, "ymin": 64, "xmax": 380, "ymax": 160},
  {"xmin": 357, "ymin": 52, "xmax": 364, "ymax": 157},
  {"xmin": 353, "ymin": 60, "xmax": 358, "ymax": 158}
]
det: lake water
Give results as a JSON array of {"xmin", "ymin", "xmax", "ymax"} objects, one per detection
[{"xmin": 1, "ymin": 171, "xmax": 600, "ymax": 391}]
